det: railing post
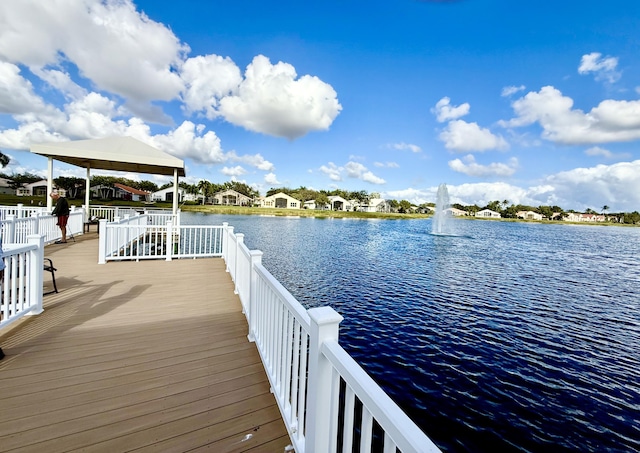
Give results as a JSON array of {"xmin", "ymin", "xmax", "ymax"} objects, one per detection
[
  {"xmin": 98, "ymin": 219, "xmax": 108, "ymax": 264},
  {"xmin": 247, "ymin": 249, "xmax": 263, "ymax": 342},
  {"xmin": 222, "ymin": 222, "xmax": 229, "ymax": 262},
  {"xmin": 6, "ymin": 214, "xmax": 16, "ymax": 243},
  {"xmin": 166, "ymin": 220, "xmax": 173, "ymax": 261},
  {"xmin": 26, "ymin": 234, "xmax": 44, "ymax": 315},
  {"xmin": 306, "ymin": 306, "xmax": 344, "ymax": 452},
  {"xmin": 233, "ymin": 233, "xmax": 244, "ymax": 294},
  {"xmin": 17, "ymin": 203, "xmax": 24, "ymax": 218}
]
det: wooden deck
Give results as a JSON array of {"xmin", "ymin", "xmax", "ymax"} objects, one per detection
[{"xmin": 0, "ymin": 233, "xmax": 292, "ymax": 452}]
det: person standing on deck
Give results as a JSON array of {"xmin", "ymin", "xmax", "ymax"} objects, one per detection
[{"xmin": 51, "ymin": 191, "xmax": 70, "ymax": 244}]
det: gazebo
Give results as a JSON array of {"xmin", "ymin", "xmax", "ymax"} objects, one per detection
[{"xmin": 30, "ymin": 136, "xmax": 186, "ymax": 217}]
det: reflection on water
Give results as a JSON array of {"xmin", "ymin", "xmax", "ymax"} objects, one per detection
[{"xmin": 183, "ymin": 213, "xmax": 640, "ymax": 452}]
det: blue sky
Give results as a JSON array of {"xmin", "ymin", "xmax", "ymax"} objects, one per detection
[{"xmin": 1, "ymin": 0, "xmax": 640, "ymax": 212}]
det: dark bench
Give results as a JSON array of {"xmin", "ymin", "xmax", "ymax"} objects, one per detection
[{"xmin": 44, "ymin": 258, "xmax": 58, "ymax": 295}]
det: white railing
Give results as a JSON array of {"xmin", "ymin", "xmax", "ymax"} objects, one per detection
[
  {"xmin": 0, "ymin": 235, "xmax": 45, "ymax": 330},
  {"xmin": 88, "ymin": 205, "xmax": 177, "ymax": 225},
  {"xmin": 0, "ymin": 204, "xmax": 46, "ymax": 221},
  {"xmin": 98, "ymin": 217, "xmax": 223, "ymax": 263},
  {"xmin": 0, "ymin": 209, "xmax": 84, "ymax": 245},
  {"xmin": 222, "ymin": 224, "xmax": 441, "ymax": 453},
  {"xmin": 88, "ymin": 205, "xmax": 139, "ymax": 222}
]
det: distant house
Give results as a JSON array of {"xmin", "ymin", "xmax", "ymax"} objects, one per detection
[
  {"xmin": 517, "ymin": 210, "xmax": 543, "ymax": 221},
  {"xmin": 476, "ymin": 209, "xmax": 501, "ymax": 218},
  {"xmin": 0, "ymin": 178, "xmax": 12, "ymax": 195},
  {"xmin": 212, "ymin": 189, "xmax": 253, "ymax": 206},
  {"xmin": 445, "ymin": 207, "xmax": 466, "ymax": 216},
  {"xmin": 358, "ymin": 198, "xmax": 390, "ymax": 213},
  {"xmin": 563, "ymin": 212, "xmax": 606, "ymax": 222},
  {"xmin": 328, "ymin": 196, "xmax": 353, "ymax": 211},
  {"xmin": 16, "ymin": 180, "xmax": 50, "ymax": 197},
  {"xmin": 152, "ymin": 187, "xmax": 188, "ymax": 203},
  {"xmin": 113, "ymin": 183, "xmax": 150, "ymax": 202},
  {"xmin": 259, "ymin": 192, "xmax": 301, "ymax": 209}
]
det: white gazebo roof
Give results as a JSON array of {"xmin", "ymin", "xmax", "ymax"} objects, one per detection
[{"xmin": 31, "ymin": 136, "xmax": 185, "ymax": 177}]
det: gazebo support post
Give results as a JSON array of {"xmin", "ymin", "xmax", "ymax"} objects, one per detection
[
  {"xmin": 46, "ymin": 157, "xmax": 54, "ymax": 211},
  {"xmin": 85, "ymin": 166, "xmax": 91, "ymax": 221},
  {"xmin": 172, "ymin": 168, "xmax": 179, "ymax": 218}
]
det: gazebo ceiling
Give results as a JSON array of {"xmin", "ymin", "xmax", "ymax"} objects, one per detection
[{"xmin": 30, "ymin": 136, "xmax": 186, "ymax": 177}]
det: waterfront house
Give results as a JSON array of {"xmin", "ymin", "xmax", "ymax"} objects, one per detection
[
  {"xmin": 328, "ymin": 195, "xmax": 352, "ymax": 211},
  {"xmin": 16, "ymin": 179, "xmax": 50, "ymax": 197},
  {"xmin": 564, "ymin": 212, "xmax": 606, "ymax": 222},
  {"xmin": 358, "ymin": 197, "xmax": 390, "ymax": 213},
  {"xmin": 445, "ymin": 207, "xmax": 467, "ymax": 216},
  {"xmin": 152, "ymin": 187, "xmax": 202, "ymax": 203},
  {"xmin": 212, "ymin": 189, "xmax": 253, "ymax": 206},
  {"xmin": 476, "ymin": 209, "xmax": 501, "ymax": 218},
  {"xmin": 517, "ymin": 210, "xmax": 543, "ymax": 220},
  {"xmin": 113, "ymin": 183, "xmax": 150, "ymax": 202},
  {"xmin": 259, "ymin": 192, "xmax": 301, "ymax": 209}
]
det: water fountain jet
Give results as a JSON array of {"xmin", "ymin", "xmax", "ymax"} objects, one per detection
[{"xmin": 431, "ymin": 183, "xmax": 455, "ymax": 236}]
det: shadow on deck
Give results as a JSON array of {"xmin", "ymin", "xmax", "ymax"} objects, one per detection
[{"xmin": 0, "ymin": 233, "xmax": 291, "ymax": 452}]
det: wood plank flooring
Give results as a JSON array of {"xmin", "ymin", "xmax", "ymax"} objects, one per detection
[{"xmin": 0, "ymin": 233, "xmax": 292, "ymax": 452}]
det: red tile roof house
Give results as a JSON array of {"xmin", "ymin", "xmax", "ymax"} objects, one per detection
[{"xmin": 113, "ymin": 183, "xmax": 151, "ymax": 202}]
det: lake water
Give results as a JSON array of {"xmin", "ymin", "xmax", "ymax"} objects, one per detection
[{"xmin": 183, "ymin": 212, "xmax": 640, "ymax": 452}]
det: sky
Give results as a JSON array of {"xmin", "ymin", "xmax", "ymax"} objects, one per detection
[{"xmin": 1, "ymin": 0, "xmax": 640, "ymax": 212}]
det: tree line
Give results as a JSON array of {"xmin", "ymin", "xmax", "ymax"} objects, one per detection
[{"xmin": 1, "ymin": 171, "xmax": 638, "ymax": 223}]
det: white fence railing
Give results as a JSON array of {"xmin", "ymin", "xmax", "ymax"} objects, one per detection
[
  {"xmin": 0, "ymin": 235, "xmax": 45, "ymax": 330},
  {"xmin": 98, "ymin": 217, "xmax": 223, "ymax": 263},
  {"xmin": 222, "ymin": 224, "xmax": 441, "ymax": 453},
  {"xmin": 0, "ymin": 209, "xmax": 84, "ymax": 245},
  {"xmin": 88, "ymin": 206, "xmax": 177, "ymax": 225},
  {"xmin": 0, "ymin": 204, "xmax": 47, "ymax": 221}
]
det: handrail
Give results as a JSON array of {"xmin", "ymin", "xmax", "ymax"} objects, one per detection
[
  {"xmin": 0, "ymin": 210, "xmax": 84, "ymax": 245},
  {"xmin": 0, "ymin": 235, "xmax": 44, "ymax": 330},
  {"xmin": 222, "ymin": 224, "xmax": 441, "ymax": 453}
]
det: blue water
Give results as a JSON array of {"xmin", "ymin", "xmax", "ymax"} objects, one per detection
[{"xmin": 184, "ymin": 213, "xmax": 640, "ymax": 452}]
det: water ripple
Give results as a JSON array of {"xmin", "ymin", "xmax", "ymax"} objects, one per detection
[{"xmin": 183, "ymin": 214, "xmax": 640, "ymax": 452}]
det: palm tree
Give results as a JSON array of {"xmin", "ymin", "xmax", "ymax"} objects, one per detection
[
  {"xmin": 0, "ymin": 150, "xmax": 9, "ymax": 168},
  {"xmin": 601, "ymin": 205, "xmax": 609, "ymax": 215},
  {"xmin": 197, "ymin": 180, "xmax": 211, "ymax": 205}
]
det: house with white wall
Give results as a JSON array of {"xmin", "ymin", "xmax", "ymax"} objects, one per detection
[
  {"xmin": 517, "ymin": 210, "xmax": 543, "ymax": 220},
  {"xmin": 445, "ymin": 207, "xmax": 466, "ymax": 216},
  {"xmin": 358, "ymin": 198, "xmax": 390, "ymax": 213},
  {"xmin": 259, "ymin": 192, "xmax": 301, "ymax": 209},
  {"xmin": 212, "ymin": 189, "xmax": 253, "ymax": 206},
  {"xmin": 328, "ymin": 196, "xmax": 353, "ymax": 211},
  {"xmin": 151, "ymin": 186, "xmax": 188, "ymax": 203},
  {"xmin": 476, "ymin": 209, "xmax": 501, "ymax": 218}
]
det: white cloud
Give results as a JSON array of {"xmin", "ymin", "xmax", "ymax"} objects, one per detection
[
  {"xmin": 319, "ymin": 162, "xmax": 343, "ymax": 181},
  {"xmin": 501, "ymin": 85, "xmax": 526, "ymax": 97},
  {"xmin": 448, "ymin": 155, "xmax": 518, "ymax": 177},
  {"xmin": 264, "ymin": 172, "xmax": 280, "ymax": 185},
  {"xmin": 502, "ymin": 86, "xmax": 640, "ymax": 145},
  {"xmin": 431, "ymin": 97, "xmax": 470, "ymax": 123},
  {"xmin": 221, "ymin": 165, "xmax": 247, "ymax": 177},
  {"xmin": 439, "ymin": 120, "xmax": 509, "ymax": 152},
  {"xmin": 180, "ymin": 54, "xmax": 242, "ymax": 119},
  {"xmin": 319, "ymin": 161, "xmax": 386, "ymax": 184},
  {"xmin": 585, "ymin": 146, "xmax": 613, "ymax": 158},
  {"xmin": 344, "ymin": 161, "xmax": 386, "ymax": 185},
  {"xmin": 218, "ymin": 55, "xmax": 342, "ymax": 139},
  {"xmin": 235, "ymin": 153, "xmax": 275, "ymax": 171},
  {"xmin": 583, "ymin": 146, "xmax": 631, "ymax": 160},
  {"xmin": 0, "ymin": 0, "xmax": 188, "ymax": 105},
  {"xmin": 0, "ymin": 62, "xmax": 51, "ymax": 115},
  {"xmin": 389, "ymin": 142, "xmax": 421, "ymax": 153},
  {"xmin": 374, "ymin": 161, "xmax": 400, "ymax": 168},
  {"xmin": 541, "ymin": 160, "xmax": 640, "ymax": 212},
  {"xmin": 578, "ymin": 52, "xmax": 621, "ymax": 83}
]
